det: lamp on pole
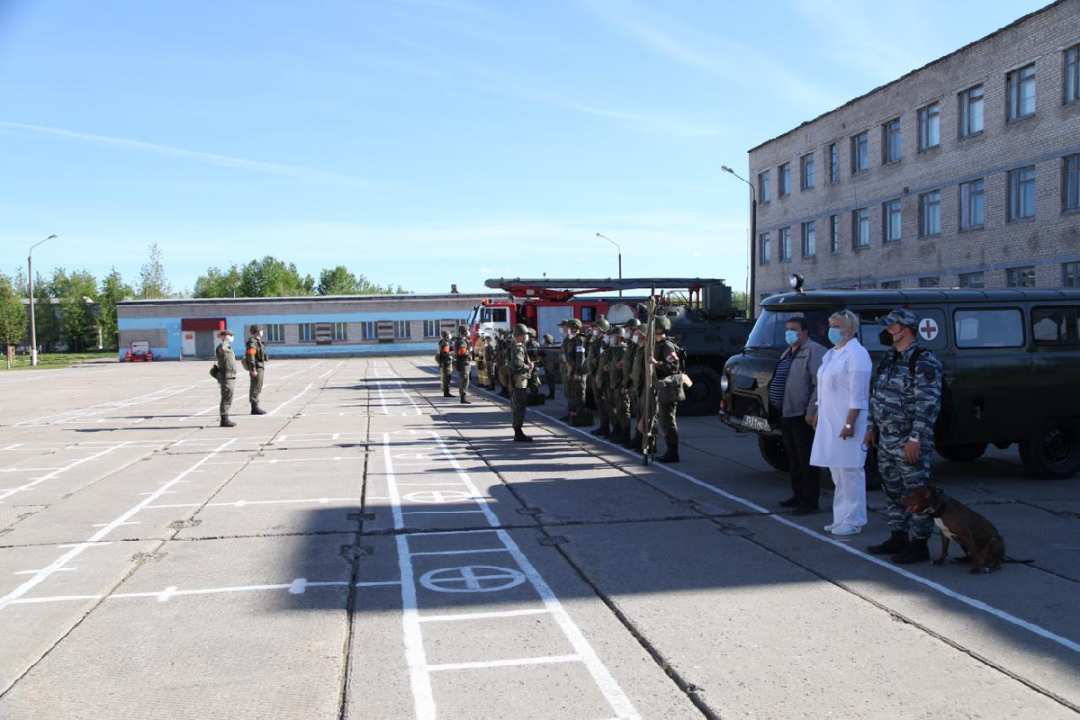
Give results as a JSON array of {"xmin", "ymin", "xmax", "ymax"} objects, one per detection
[
  {"xmin": 28, "ymin": 234, "xmax": 58, "ymax": 367},
  {"xmin": 721, "ymin": 166, "xmax": 757, "ymax": 317},
  {"xmin": 595, "ymin": 233, "xmax": 622, "ymax": 297}
]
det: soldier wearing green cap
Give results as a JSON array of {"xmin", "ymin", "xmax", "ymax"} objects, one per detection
[
  {"xmin": 245, "ymin": 325, "xmax": 268, "ymax": 415},
  {"xmin": 541, "ymin": 332, "xmax": 559, "ymax": 399},
  {"xmin": 606, "ymin": 326, "xmax": 631, "ymax": 444},
  {"xmin": 563, "ymin": 318, "xmax": 587, "ymax": 424},
  {"xmin": 436, "ymin": 330, "xmax": 454, "ymax": 397},
  {"xmin": 453, "ymin": 324, "xmax": 472, "ymax": 404},
  {"xmin": 509, "ymin": 324, "xmax": 533, "ymax": 441},
  {"xmin": 650, "ymin": 315, "xmax": 683, "ymax": 462},
  {"xmin": 215, "ymin": 329, "xmax": 238, "ymax": 427},
  {"xmin": 525, "ymin": 328, "xmax": 543, "ymax": 402},
  {"xmin": 588, "ymin": 316, "xmax": 611, "ymax": 436},
  {"xmin": 623, "ymin": 318, "xmax": 643, "ymax": 449}
]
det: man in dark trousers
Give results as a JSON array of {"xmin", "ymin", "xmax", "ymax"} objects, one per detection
[
  {"xmin": 509, "ymin": 324, "xmax": 533, "ymax": 442},
  {"xmin": 245, "ymin": 325, "xmax": 268, "ymax": 415},
  {"xmin": 436, "ymin": 330, "xmax": 454, "ymax": 397},
  {"xmin": 773, "ymin": 317, "xmax": 826, "ymax": 514},
  {"xmin": 216, "ymin": 329, "xmax": 237, "ymax": 428}
]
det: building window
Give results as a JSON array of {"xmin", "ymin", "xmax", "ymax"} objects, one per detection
[
  {"xmin": 919, "ymin": 190, "xmax": 941, "ymax": 237},
  {"xmin": 1007, "ymin": 64, "xmax": 1036, "ymax": 121},
  {"xmin": 1065, "ymin": 154, "xmax": 1080, "ymax": 212},
  {"xmin": 883, "ymin": 199, "xmax": 902, "ymax": 243},
  {"xmin": 361, "ymin": 321, "xmax": 377, "ymax": 340},
  {"xmin": 801, "ymin": 221, "xmax": 816, "ymax": 256},
  {"xmin": 829, "ymin": 214, "xmax": 839, "ymax": 253},
  {"xmin": 778, "ymin": 227, "xmax": 792, "ymax": 261},
  {"xmin": 959, "ymin": 179, "xmax": 985, "ymax": 231},
  {"xmin": 759, "ymin": 232, "xmax": 771, "ymax": 264},
  {"xmin": 1067, "ymin": 45, "xmax": 1080, "ymax": 104},
  {"xmin": 298, "ymin": 323, "xmax": 313, "ymax": 342},
  {"xmin": 778, "ymin": 163, "xmax": 791, "ymax": 196},
  {"xmin": 1008, "ymin": 166, "xmax": 1037, "ymax": 221},
  {"xmin": 759, "ymin": 171, "xmax": 770, "ymax": 203},
  {"xmin": 331, "ymin": 322, "xmax": 348, "ymax": 341},
  {"xmin": 1064, "ymin": 261, "xmax": 1080, "ymax": 287},
  {"xmin": 852, "ymin": 208, "xmax": 869, "ymax": 248},
  {"xmin": 801, "ymin": 153, "xmax": 815, "ymax": 190},
  {"xmin": 881, "ymin": 280, "xmax": 902, "ymax": 289},
  {"xmin": 828, "ymin": 143, "xmax": 839, "ymax": 182},
  {"xmin": 264, "ymin": 324, "xmax": 285, "ymax": 344},
  {"xmin": 918, "ymin": 277, "xmax": 940, "ymax": 288},
  {"xmin": 1006, "ymin": 266, "xmax": 1036, "ymax": 288},
  {"xmin": 851, "ymin": 133, "xmax": 868, "ymax": 174},
  {"xmin": 422, "ymin": 320, "xmax": 439, "ymax": 338},
  {"xmin": 393, "ymin": 320, "xmax": 411, "ymax": 339},
  {"xmin": 959, "ymin": 85, "xmax": 984, "ymax": 137},
  {"xmin": 918, "ymin": 102, "xmax": 940, "ymax": 150},
  {"xmin": 883, "ymin": 119, "xmax": 901, "ymax": 163},
  {"xmin": 958, "ymin": 271, "xmax": 985, "ymax": 289}
]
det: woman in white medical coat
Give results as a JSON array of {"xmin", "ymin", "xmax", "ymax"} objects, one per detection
[{"xmin": 809, "ymin": 310, "xmax": 873, "ymax": 536}]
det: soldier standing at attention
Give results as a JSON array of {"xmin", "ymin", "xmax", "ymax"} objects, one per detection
[
  {"xmin": 607, "ymin": 326, "xmax": 631, "ymax": 445},
  {"xmin": 542, "ymin": 333, "xmax": 559, "ymax": 399},
  {"xmin": 526, "ymin": 328, "xmax": 543, "ymax": 401},
  {"xmin": 509, "ymin": 324, "xmax": 533, "ymax": 442},
  {"xmin": 622, "ymin": 319, "xmax": 642, "ymax": 449},
  {"xmin": 557, "ymin": 320, "xmax": 572, "ymax": 421},
  {"xmin": 651, "ymin": 316, "xmax": 683, "ymax": 463},
  {"xmin": 589, "ymin": 317, "xmax": 611, "ymax": 436},
  {"xmin": 437, "ymin": 330, "xmax": 454, "ymax": 397},
  {"xmin": 564, "ymin": 319, "xmax": 587, "ymax": 425},
  {"xmin": 497, "ymin": 330, "xmax": 511, "ymax": 398},
  {"xmin": 245, "ymin": 325, "xmax": 268, "ymax": 415},
  {"xmin": 453, "ymin": 324, "xmax": 473, "ymax": 404},
  {"xmin": 865, "ymin": 308, "xmax": 943, "ymax": 564},
  {"xmin": 483, "ymin": 335, "xmax": 496, "ymax": 390},
  {"xmin": 627, "ymin": 319, "xmax": 647, "ymax": 451},
  {"xmin": 216, "ymin": 329, "xmax": 238, "ymax": 428}
]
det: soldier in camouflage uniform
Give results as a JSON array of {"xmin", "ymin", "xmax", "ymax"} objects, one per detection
[
  {"xmin": 216, "ymin": 329, "xmax": 238, "ymax": 427},
  {"xmin": 563, "ymin": 319, "xmax": 588, "ymax": 425},
  {"xmin": 453, "ymin": 324, "xmax": 473, "ymax": 404},
  {"xmin": 557, "ymin": 320, "xmax": 572, "ymax": 421},
  {"xmin": 497, "ymin": 330, "xmax": 511, "ymax": 398},
  {"xmin": 526, "ymin": 328, "xmax": 543, "ymax": 401},
  {"xmin": 437, "ymin": 330, "xmax": 454, "ymax": 397},
  {"xmin": 623, "ymin": 318, "xmax": 643, "ymax": 449},
  {"xmin": 607, "ymin": 326, "xmax": 631, "ymax": 444},
  {"xmin": 589, "ymin": 317, "xmax": 611, "ymax": 436},
  {"xmin": 509, "ymin": 324, "xmax": 534, "ymax": 442},
  {"xmin": 245, "ymin": 325, "xmax": 268, "ymax": 415},
  {"xmin": 651, "ymin": 316, "xmax": 683, "ymax": 463},
  {"xmin": 483, "ymin": 335, "xmax": 496, "ymax": 390},
  {"xmin": 865, "ymin": 308, "xmax": 943, "ymax": 564},
  {"xmin": 542, "ymin": 333, "xmax": 560, "ymax": 399}
]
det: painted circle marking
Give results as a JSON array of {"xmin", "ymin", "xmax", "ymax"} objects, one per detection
[
  {"xmin": 419, "ymin": 566, "xmax": 526, "ymax": 593},
  {"xmin": 403, "ymin": 490, "xmax": 473, "ymax": 504},
  {"xmin": 919, "ymin": 318, "xmax": 939, "ymax": 342}
]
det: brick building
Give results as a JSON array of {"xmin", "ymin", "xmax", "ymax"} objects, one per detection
[{"xmin": 748, "ymin": 0, "xmax": 1080, "ymax": 303}]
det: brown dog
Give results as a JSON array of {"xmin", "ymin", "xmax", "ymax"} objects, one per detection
[{"xmin": 900, "ymin": 485, "xmax": 1006, "ymax": 574}]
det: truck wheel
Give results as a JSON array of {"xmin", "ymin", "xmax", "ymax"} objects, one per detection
[
  {"xmin": 1019, "ymin": 419, "xmax": 1080, "ymax": 479},
  {"xmin": 935, "ymin": 443, "xmax": 987, "ymax": 463},
  {"xmin": 758, "ymin": 435, "xmax": 789, "ymax": 472},
  {"xmin": 679, "ymin": 364, "xmax": 721, "ymax": 417}
]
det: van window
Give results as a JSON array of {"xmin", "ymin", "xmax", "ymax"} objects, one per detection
[
  {"xmin": 1031, "ymin": 307, "xmax": 1079, "ymax": 346},
  {"xmin": 746, "ymin": 308, "xmax": 833, "ymax": 350},
  {"xmin": 492, "ymin": 308, "xmax": 508, "ymax": 323},
  {"xmin": 580, "ymin": 307, "xmax": 596, "ymax": 323},
  {"xmin": 954, "ymin": 309, "xmax": 1024, "ymax": 348},
  {"xmin": 856, "ymin": 310, "xmax": 892, "ymax": 351}
]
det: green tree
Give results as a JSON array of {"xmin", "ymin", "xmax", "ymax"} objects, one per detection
[
  {"xmin": 59, "ymin": 270, "xmax": 98, "ymax": 352},
  {"xmin": 12, "ymin": 267, "xmax": 29, "ymax": 297},
  {"xmin": 138, "ymin": 243, "xmax": 172, "ymax": 299},
  {"xmin": 32, "ymin": 273, "xmax": 61, "ymax": 352},
  {"xmin": 98, "ymin": 269, "xmax": 134, "ymax": 349},
  {"xmin": 193, "ymin": 264, "xmax": 243, "ymax": 298},
  {"xmin": 237, "ymin": 256, "xmax": 314, "ymax": 297},
  {"xmin": 317, "ymin": 265, "xmax": 364, "ymax": 295},
  {"xmin": 0, "ymin": 274, "xmax": 28, "ymax": 368}
]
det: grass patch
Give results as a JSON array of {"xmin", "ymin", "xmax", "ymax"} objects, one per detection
[{"xmin": 1, "ymin": 351, "xmax": 117, "ymax": 371}]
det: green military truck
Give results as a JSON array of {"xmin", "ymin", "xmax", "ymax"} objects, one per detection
[{"xmin": 720, "ymin": 285, "xmax": 1080, "ymax": 480}]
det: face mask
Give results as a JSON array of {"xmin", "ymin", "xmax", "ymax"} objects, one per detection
[
  {"xmin": 224, "ymin": 336, "xmax": 233, "ymax": 344},
  {"xmin": 784, "ymin": 330, "xmax": 799, "ymax": 346},
  {"xmin": 827, "ymin": 327, "xmax": 843, "ymax": 346},
  {"xmin": 878, "ymin": 329, "xmax": 894, "ymax": 346}
]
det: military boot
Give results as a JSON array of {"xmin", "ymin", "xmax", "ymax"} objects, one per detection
[
  {"xmin": 866, "ymin": 531, "xmax": 908, "ymax": 555},
  {"xmin": 499, "ymin": 388, "xmax": 510, "ymax": 398},
  {"xmin": 548, "ymin": 387, "xmax": 556, "ymax": 399},
  {"xmin": 251, "ymin": 405, "xmax": 267, "ymax": 415},
  {"xmin": 443, "ymin": 389, "xmax": 452, "ymax": 398},
  {"xmin": 513, "ymin": 428, "xmax": 532, "ymax": 442},
  {"xmin": 460, "ymin": 395, "xmax": 471, "ymax": 404},
  {"xmin": 891, "ymin": 538, "xmax": 930, "ymax": 564},
  {"xmin": 591, "ymin": 419, "xmax": 610, "ymax": 437},
  {"xmin": 658, "ymin": 444, "xmax": 680, "ymax": 463},
  {"xmin": 611, "ymin": 426, "xmax": 628, "ymax": 445},
  {"xmin": 220, "ymin": 416, "xmax": 236, "ymax": 428},
  {"xmin": 622, "ymin": 430, "xmax": 638, "ymax": 449}
]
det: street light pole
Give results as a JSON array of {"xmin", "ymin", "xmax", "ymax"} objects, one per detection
[
  {"xmin": 28, "ymin": 234, "xmax": 58, "ymax": 366},
  {"xmin": 721, "ymin": 166, "xmax": 757, "ymax": 317},
  {"xmin": 595, "ymin": 233, "xmax": 622, "ymax": 297}
]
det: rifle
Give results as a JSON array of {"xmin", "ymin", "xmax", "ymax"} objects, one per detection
[{"xmin": 642, "ymin": 290, "xmax": 658, "ymax": 465}]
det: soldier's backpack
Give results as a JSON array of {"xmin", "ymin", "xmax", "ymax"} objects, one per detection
[{"xmin": 876, "ymin": 348, "xmax": 954, "ymax": 440}]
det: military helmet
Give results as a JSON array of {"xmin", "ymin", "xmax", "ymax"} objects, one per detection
[
  {"xmin": 610, "ymin": 326, "xmax": 625, "ymax": 338},
  {"xmin": 249, "ymin": 324, "xmax": 262, "ymax": 334},
  {"xmin": 595, "ymin": 316, "xmax": 611, "ymax": 332},
  {"xmin": 458, "ymin": 324, "xmax": 468, "ymax": 334},
  {"xmin": 542, "ymin": 333, "xmax": 554, "ymax": 343},
  {"xmin": 441, "ymin": 330, "xmax": 450, "ymax": 339},
  {"xmin": 654, "ymin": 316, "xmax": 672, "ymax": 332},
  {"xmin": 557, "ymin": 319, "xmax": 569, "ymax": 327},
  {"xmin": 218, "ymin": 328, "xmax": 233, "ymax": 337},
  {"xmin": 568, "ymin": 318, "xmax": 583, "ymax": 330},
  {"xmin": 624, "ymin": 318, "xmax": 641, "ymax": 330},
  {"xmin": 527, "ymin": 327, "xmax": 536, "ymax": 336},
  {"xmin": 513, "ymin": 323, "xmax": 529, "ymax": 338}
]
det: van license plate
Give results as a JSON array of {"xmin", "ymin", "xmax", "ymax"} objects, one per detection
[{"xmin": 742, "ymin": 416, "xmax": 770, "ymax": 432}]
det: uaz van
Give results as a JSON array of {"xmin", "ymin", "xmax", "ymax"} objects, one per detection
[{"xmin": 720, "ymin": 287, "xmax": 1080, "ymax": 479}]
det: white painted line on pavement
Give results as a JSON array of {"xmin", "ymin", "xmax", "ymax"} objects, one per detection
[
  {"xmin": 14, "ymin": 567, "xmax": 76, "ymax": 575},
  {"xmin": 409, "ymin": 548, "xmax": 511, "ymax": 558},
  {"xmin": 147, "ymin": 497, "xmax": 361, "ymax": 510},
  {"xmin": 427, "ymin": 654, "xmax": 582, "ymax": 672},
  {"xmin": 268, "ymin": 382, "xmax": 315, "ymax": 416},
  {"xmin": 0, "ymin": 442, "xmax": 130, "ymax": 503},
  {"xmin": 11, "ymin": 578, "xmax": 401, "ymax": 605},
  {"xmin": 14, "ymin": 385, "xmax": 195, "ymax": 426},
  {"xmin": 418, "ymin": 607, "xmax": 550, "ymax": 623}
]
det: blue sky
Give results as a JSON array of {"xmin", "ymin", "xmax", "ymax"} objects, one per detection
[{"xmin": 0, "ymin": 0, "xmax": 1051, "ymax": 296}]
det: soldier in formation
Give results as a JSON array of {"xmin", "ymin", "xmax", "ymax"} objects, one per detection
[
  {"xmin": 606, "ymin": 326, "xmax": 631, "ymax": 444},
  {"xmin": 588, "ymin": 317, "xmax": 611, "ymax": 436},
  {"xmin": 865, "ymin": 308, "xmax": 943, "ymax": 564},
  {"xmin": 215, "ymin": 328, "xmax": 237, "ymax": 428},
  {"xmin": 650, "ymin": 316, "xmax": 683, "ymax": 463},
  {"xmin": 244, "ymin": 325, "xmax": 268, "ymax": 415},
  {"xmin": 509, "ymin": 324, "xmax": 534, "ymax": 442},
  {"xmin": 483, "ymin": 335, "xmax": 496, "ymax": 390},
  {"xmin": 453, "ymin": 324, "xmax": 472, "ymax": 404},
  {"xmin": 436, "ymin": 330, "xmax": 454, "ymax": 397},
  {"xmin": 563, "ymin": 319, "xmax": 587, "ymax": 425},
  {"xmin": 542, "ymin": 333, "xmax": 559, "ymax": 400},
  {"xmin": 526, "ymin": 328, "xmax": 543, "ymax": 402},
  {"xmin": 623, "ymin": 319, "xmax": 644, "ymax": 450},
  {"xmin": 496, "ymin": 329, "xmax": 511, "ymax": 398}
]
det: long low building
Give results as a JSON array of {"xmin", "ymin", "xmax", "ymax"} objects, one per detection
[{"xmin": 117, "ymin": 294, "xmax": 488, "ymax": 359}]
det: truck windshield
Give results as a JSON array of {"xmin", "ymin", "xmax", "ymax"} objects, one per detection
[{"xmin": 745, "ymin": 308, "xmax": 834, "ymax": 350}]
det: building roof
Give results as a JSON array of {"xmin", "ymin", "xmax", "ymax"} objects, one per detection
[
  {"xmin": 117, "ymin": 293, "xmax": 489, "ymax": 307},
  {"xmin": 747, "ymin": 0, "xmax": 1066, "ymax": 154}
]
